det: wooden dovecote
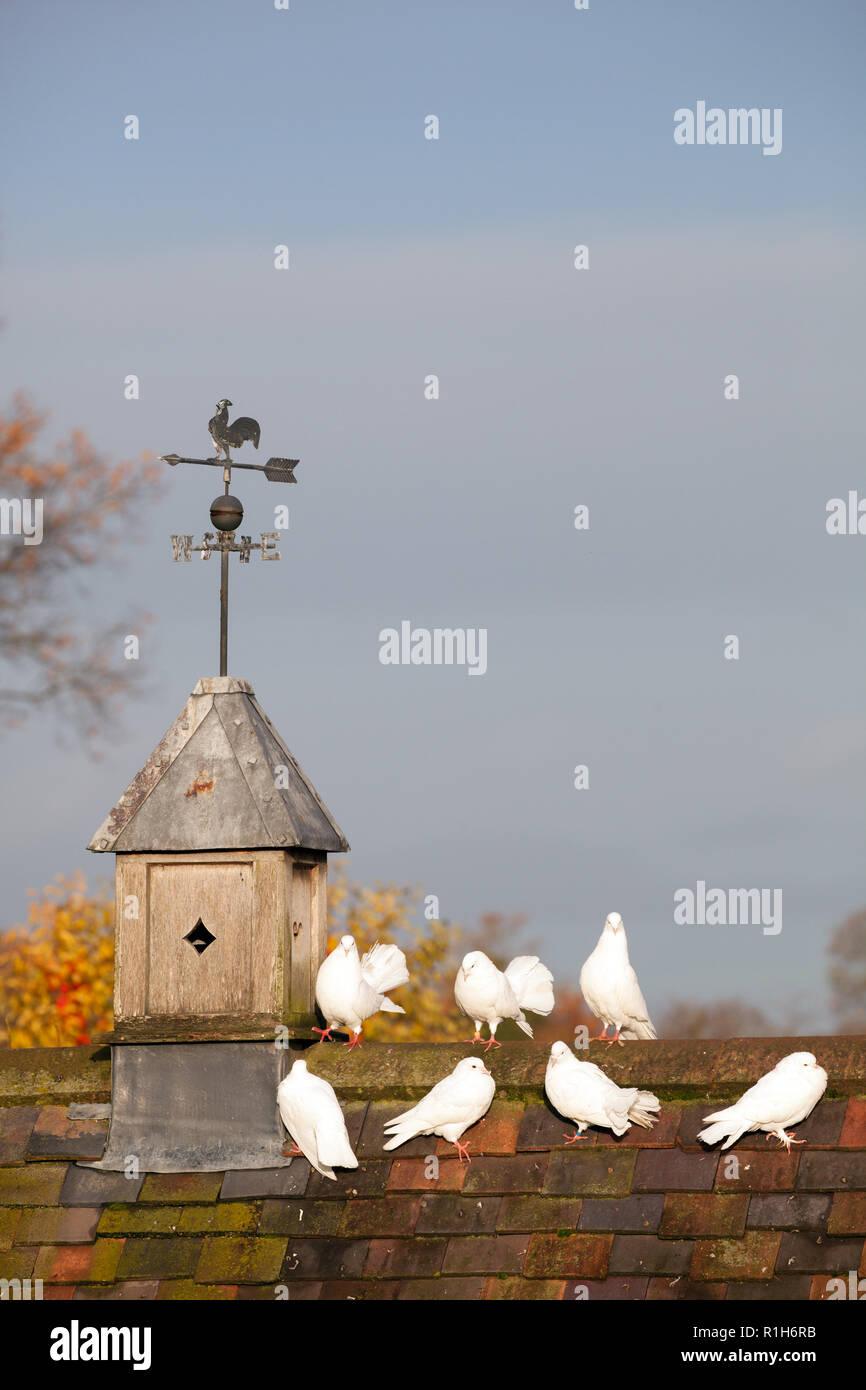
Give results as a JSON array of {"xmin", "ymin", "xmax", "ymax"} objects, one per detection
[{"xmin": 88, "ymin": 677, "xmax": 349, "ymax": 1041}]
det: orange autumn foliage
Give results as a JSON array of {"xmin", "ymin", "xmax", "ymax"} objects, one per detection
[{"xmin": 0, "ymin": 874, "xmax": 114, "ymax": 1048}]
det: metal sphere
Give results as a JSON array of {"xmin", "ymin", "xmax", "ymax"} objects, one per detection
[{"xmin": 210, "ymin": 494, "xmax": 244, "ymax": 532}]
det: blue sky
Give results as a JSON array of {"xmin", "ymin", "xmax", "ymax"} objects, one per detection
[
  {"xmin": 1, "ymin": 0, "xmax": 864, "ymax": 1030},
  {"xmin": 5, "ymin": 0, "xmax": 864, "ymax": 259}
]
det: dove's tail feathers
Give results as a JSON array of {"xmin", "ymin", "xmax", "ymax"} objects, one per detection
[
  {"xmin": 289, "ymin": 1136, "xmax": 335, "ymax": 1180},
  {"xmin": 697, "ymin": 1122, "xmax": 740, "ymax": 1149},
  {"xmin": 377, "ymin": 997, "xmax": 405, "ymax": 1015},
  {"xmin": 504, "ymin": 956, "xmax": 555, "ymax": 1017},
  {"xmin": 315, "ymin": 1137, "xmax": 358, "ymax": 1173},
  {"xmin": 701, "ymin": 1104, "xmax": 740, "ymax": 1125},
  {"xmin": 361, "ymin": 942, "xmax": 410, "ymax": 996},
  {"xmin": 382, "ymin": 1104, "xmax": 421, "ymax": 1150},
  {"xmin": 608, "ymin": 1090, "xmax": 637, "ymax": 1136},
  {"xmin": 620, "ymin": 1019, "xmax": 657, "ymax": 1041},
  {"xmin": 382, "ymin": 1131, "xmax": 406, "ymax": 1152},
  {"xmin": 308, "ymin": 1107, "xmax": 360, "ymax": 1174},
  {"xmin": 382, "ymin": 1122, "xmax": 421, "ymax": 1152},
  {"xmin": 383, "ymin": 1107, "xmax": 414, "ymax": 1131},
  {"xmin": 515, "ymin": 1012, "xmax": 534, "ymax": 1038},
  {"xmin": 628, "ymin": 1091, "xmax": 661, "ymax": 1129},
  {"xmin": 697, "ymin": 1109, "xmax": 748, "ymax": 1149}
]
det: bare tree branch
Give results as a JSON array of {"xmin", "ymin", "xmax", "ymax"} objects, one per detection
[{"xmin": 0, "ymin": 393, "xmax": 164, "ymax": 738}]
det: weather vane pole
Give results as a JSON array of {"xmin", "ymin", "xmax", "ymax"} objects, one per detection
[{"xmin": 160, "ymin": 398, "xmax": 298, "ymax": 676}]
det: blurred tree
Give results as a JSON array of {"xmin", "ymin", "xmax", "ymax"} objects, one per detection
[
  {"xmin": 532, "ymin": 987, "xmax": 596, "ymax": 1046},
  {"xmin": 0, "ymin": 874, "xmax": 114, "ymax": 1047},
  {"xmin": 657, "ymin": 999, "xmax": 778, "ymax": 1039},
  {"xmin": 0, "ymin": 394, "xmax": 162, "ymax": 738},
  {"xmin": 468, "ymin": 910, "xmax": 536, "ymax": 969},
  {"xmin": 827, "ymin": 907, "xmax": 866, "ymax": 1034}
]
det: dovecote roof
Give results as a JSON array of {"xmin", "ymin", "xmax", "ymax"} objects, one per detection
[{"xmin": 87, "ymin": 678, "xmax": 349, "ymax": 854}]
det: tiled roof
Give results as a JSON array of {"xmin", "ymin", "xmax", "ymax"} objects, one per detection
[{"xmin": 1, "ymin": 1042, "xmax": 864, "ymax": 1301}]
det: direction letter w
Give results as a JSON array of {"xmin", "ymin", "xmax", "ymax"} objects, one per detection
[{"xmin": 170, "ymin": 535, "xmax": 194, "ymax": 561}]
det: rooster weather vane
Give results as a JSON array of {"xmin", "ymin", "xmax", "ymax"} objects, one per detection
[{"xmin": 160, "ymin": 399, "xmax": 298, "ymax": 676}]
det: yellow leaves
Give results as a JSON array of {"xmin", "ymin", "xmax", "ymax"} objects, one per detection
[
  {"xmin": 0, "ymin": 873, "xmax": 114, "ymax": 1048},
  {"xmin": 327, "ymin": 864, "xmax": 466, "ymax": 1043},
  {"xmin": 0, "ymin": 396, "xmax": 45, "ymax": 463}
]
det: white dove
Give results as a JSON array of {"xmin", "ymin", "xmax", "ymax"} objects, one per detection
[
  {"xmin": 276, "ymin": 1059, "xmax": 359, "ymax": 1180},
  {"xmin": 382, "ymin": 1056, "xmax": 495, "ymax": 1162},
  {"xmin": 697, "ymin": 1052, "xmax": 828, "ymax": 1153},
  {"xmin": 545, "ymin": 1040, "xmax": 660, "ymax": 1143},
  {"xmin": 579, "ymin": 912, "xmax": 656, "ymax": 1044},
  {"xmin": 455, "ymin": 950, "xmax": 555, "ymax": 1049},
  {"xmin": 314, "ymin": 934, "xmax": 409, "ymax": 1050}
]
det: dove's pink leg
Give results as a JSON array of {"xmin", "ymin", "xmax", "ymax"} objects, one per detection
[
  {"xmin": 483, "ymin": 1036, "xmax": 501, "ymax": 1052},
  {"xmin": 776, "ymin": 1131, "xmax": 805, "ymax": 1152},
  {"xmin": 465, "ymin": 1032, "xmax": 484, "ymax": 1044},
  {"xmin": 592, "ymin": 1025, "xmax": 609, "ymax": 1041},
  {"xmin": 453, "ymin": 1140, "xmax": 472, "ymax": 1163},
  {"xmin": 312, "ymin": 1026, "xmax": 333, "ymax": 1042},
  {"xmin": 564, "ymin": 1131, "xmax": 588, "ymax": 1145},
  {"xmin": 605, "ymin": 1027, "xmax": 621, "ymax": 1047},
  {"xmin": 344, "ymin": 1031, "xmax": 362, "ymax": 1051}
]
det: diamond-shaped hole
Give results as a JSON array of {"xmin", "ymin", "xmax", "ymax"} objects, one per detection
[{"xmin": 184, "ymin": 918, "xmax": 216, "ymax": 955}]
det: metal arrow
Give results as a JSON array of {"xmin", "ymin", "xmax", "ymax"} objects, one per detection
[{"xmin": 160, "ymin": 454, "xmax": 298, "ymax": 483}]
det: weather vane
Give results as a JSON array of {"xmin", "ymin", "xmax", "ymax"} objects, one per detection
[{"xmin": 160, "ymin": 398, "xmax": 298, "ymax": 677}]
